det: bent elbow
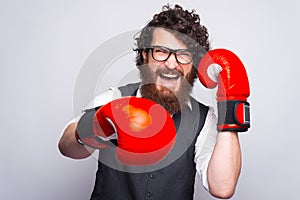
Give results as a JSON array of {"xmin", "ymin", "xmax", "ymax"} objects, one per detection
[
  {"xmin": 209, "ymin": 186, "xmax": 235, "ymax": 199},
  {"xmin": 58, "ymin": 138, "xmax": 70, "ymax": 158}
]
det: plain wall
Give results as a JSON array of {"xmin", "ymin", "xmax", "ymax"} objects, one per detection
[{"xmin": 1, "ymin": 0, "xmax": 299, "ymax": 199}]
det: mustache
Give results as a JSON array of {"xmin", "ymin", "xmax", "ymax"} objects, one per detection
[{"xmin": 155, "ymin": 68, "xmax": 184, "ymax": 77}]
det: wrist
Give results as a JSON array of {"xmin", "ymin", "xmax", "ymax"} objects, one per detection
[
  {"xmin": 75, "ymin": 130, "xmax": 85, "ymax": 145},
  {"xmin": 217, "ymin": 100, "xmax": 250, "ymax": 132}
]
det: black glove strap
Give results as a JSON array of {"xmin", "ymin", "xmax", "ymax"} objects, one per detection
[
  {"xmin": 217, "ymin": 100, "xmax": 250, "ymax": 132},
  {"xmin": 76, "ymin": 106, "xmax": 116, "ymax": 147},
  {"xmin": 77, "ymin": 107, "xmax": 98, "ymax": 139}
]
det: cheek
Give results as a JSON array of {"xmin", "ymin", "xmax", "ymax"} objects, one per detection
[
  {"xmin": 183, "ymin": 65, "xmax": 193, "ymax": 77},
  {"xmin": 147, "ymin": 62, "xmax": 160, "ymax": 74}
]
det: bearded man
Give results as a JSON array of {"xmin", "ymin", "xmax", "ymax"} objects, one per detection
[{"xmin": 59, "ymin": 4, "xmax": 247, "ymax": 200}]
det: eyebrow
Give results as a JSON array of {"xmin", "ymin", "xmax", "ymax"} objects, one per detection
[{"xmin": 150, "ymin": 45, "xmax": 190, "ymax": 51}]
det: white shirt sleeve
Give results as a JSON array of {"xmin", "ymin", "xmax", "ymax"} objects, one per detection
[
  {"xmin": 194, "ymin": 106, "xmax": 218, "ymax": 191},
  {"xmin": 61, "ymin": 87, "xmax": 122, "ymax": 134}
]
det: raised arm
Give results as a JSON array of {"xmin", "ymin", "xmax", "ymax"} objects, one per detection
[
  {"xmin": 58, "ymin": 88, "xmax": 119, "ymax": 159},
  {"xmin": 197, "ymin": 49, "xmax": 250, "ymax": 198},
  {"xmin": 58, "ymin": 122, "xmax": 95, "ymax": 159}
]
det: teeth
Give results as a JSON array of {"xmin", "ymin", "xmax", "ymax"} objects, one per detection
[{"xmin": 161, "ymin": 73, "xmax": 179, "ymax": 79}]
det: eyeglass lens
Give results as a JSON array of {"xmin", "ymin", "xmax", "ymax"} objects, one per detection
[{"xmin": 151, "ymin": 46, "xmax": 193, "ymax": 64}]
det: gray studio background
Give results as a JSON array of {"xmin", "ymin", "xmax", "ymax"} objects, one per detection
[{"xmin": 1, "ymin": 0, "xmax": 299, "ymax": 199}]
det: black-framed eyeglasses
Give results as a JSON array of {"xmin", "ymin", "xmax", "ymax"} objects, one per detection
[{"xmin": 147, "ymin": 45, "xmax": 194, "ymax": 65}]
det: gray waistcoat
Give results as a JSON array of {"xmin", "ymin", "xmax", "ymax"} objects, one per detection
[{"xmin": 90, "ymin": 83, "xmax": 208, "ymax": 200}]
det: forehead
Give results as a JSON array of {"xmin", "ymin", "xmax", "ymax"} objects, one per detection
[{"xmin": 151, "ymin": 28, "xmax": 187, "ymax": 49}]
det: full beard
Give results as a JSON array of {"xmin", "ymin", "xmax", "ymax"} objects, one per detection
[{"xmin": 138, "ymin": 65, "xmax": 197, "ymax": 115}]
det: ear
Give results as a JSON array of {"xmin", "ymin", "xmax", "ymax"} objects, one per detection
[{"xmin": 142, "ymin": 50, "xmax": 148, "ymax": 63}]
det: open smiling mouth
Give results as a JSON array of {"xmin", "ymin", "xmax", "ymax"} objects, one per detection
[
  {"xmin": 156, "ymin": 70, "xmax": 183, "ymax": 91},
  {"xmin": 159, "ymin": 73, "xmax": 180, "ymax": 80},
  {"xmin": 157, "ymin": 68, "xmax": 183, "ymax": 80}
]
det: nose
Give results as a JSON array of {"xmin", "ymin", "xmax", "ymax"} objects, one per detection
[{"xmin": 165, "ymin": 53, "xmax": 179, "ymax": 70}]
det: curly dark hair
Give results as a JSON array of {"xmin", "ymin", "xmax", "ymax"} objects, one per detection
[{"xmin": 135, "ymin": 4, "xmax": 211, "ymax": 67}]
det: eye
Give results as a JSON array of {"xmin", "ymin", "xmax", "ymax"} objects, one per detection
[
  {"xmin": 153, "ymin": 47, "xmax": 169, "ymax": 54},
  {"xmin": 176, "ymin": 50, "xmax": 193, "ymax": 64},
  {"xmin": 177, "ymin": 50, "xmax": 193, "ymax": 57}
]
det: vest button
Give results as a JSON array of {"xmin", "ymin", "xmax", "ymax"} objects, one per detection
[
  {"xmin": 146, "ymin": 192, "xmax": 152, "ymax": 197},
  {"xmin": 149, "ymin": 173, "xmax": 155, "ymax": 179}
]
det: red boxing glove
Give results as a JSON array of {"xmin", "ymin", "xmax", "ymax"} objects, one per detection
[
  {"xmin": 198, "ymin": 49, "xmax": 250, "ymax": 132},
  {"xmin": 76, "ymin": 97, "xmax": 176, "ymax": 165}
]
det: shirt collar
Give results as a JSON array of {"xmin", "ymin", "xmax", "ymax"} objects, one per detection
[{"xmin": 136, "ymin": 88, "xmax": 192, "ymax": 111}]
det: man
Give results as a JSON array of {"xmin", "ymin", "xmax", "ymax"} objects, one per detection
[{"xmin": 59, "ymin": 4, "xmax": 249, "ymax": 199}]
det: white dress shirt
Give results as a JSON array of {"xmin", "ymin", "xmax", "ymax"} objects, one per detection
[{"xmin": 63, "ymin": 86, "xmax": 218, "ymax": 195}]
